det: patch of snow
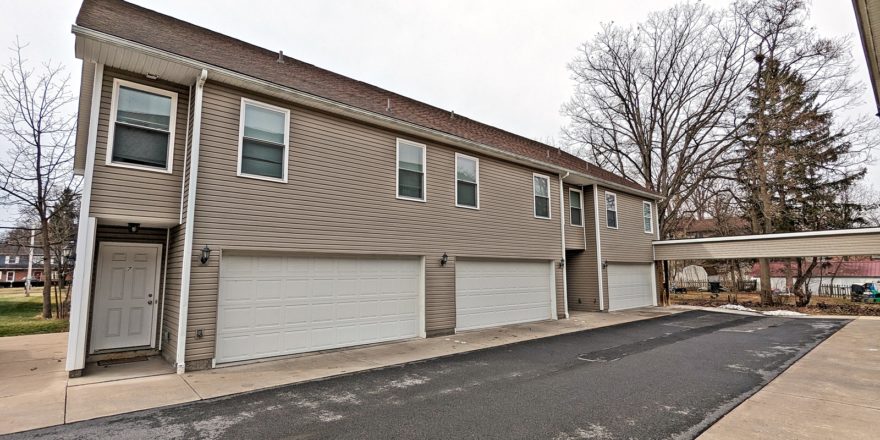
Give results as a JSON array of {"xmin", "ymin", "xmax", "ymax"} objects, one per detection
[
  {"xmin": 718, "ymin": 304, "xmax": 757, "ymax": 312},
  {"xmin": 386, "ymin": 374, "xmax": 430, "ymax": 389},
  {"xmin": 193, "ymin": 411, "xmax": 255, "ymax": 440},
  {"xmin": 554, "ymin": 424, "xmax": 614, "ymax": 440},
  {"xmin": 316, "ymin": 410, "xmax": 343, "ymax": 422},
  {"xmin": 762, "ymin": 310, "xmax": 807, "ymax": 317}
]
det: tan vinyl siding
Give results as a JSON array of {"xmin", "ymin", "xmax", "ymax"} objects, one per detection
[
  {"xmin": 160, "ymin": 225, "xmax": 185, "ymax": 364},
  {"xmin": 564, "ymin": 184, "xmax": 586, "ymax": 250},
  {"xmin": 181, "ymin": 82, "xmax": 564, "ymax": 363},
  {"xmin": 653, "ymin": 232, "xmax": 880, "ymax": 260},
  {"xmin": 599, "ymin": 186, "xmax": 655, "ymax": 263},
  {"xmin": 88, "ymin": 69, "xmax": 188, "ymax": 224},
  {"xmin": 74, "ymin": 61, "xmax": 95, "ymax": 173},
  {"xmin": 567, "ymin": 186, "xmax": 601, "ymax": 311}
]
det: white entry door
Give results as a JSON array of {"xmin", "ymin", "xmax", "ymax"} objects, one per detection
[
  {"xmin": 607, "ymin": 263, "xmax": 655, "ymax": 311},
  {"xmin": 216, "ymin": 255, "xmax": 422, "ymax": 364},
  {"xmin": 455, "ymin": 260, "xmax": 554, "ymax": 331},
  {"xmin": 90, "ymin": 243, "xmax": 162, "ymax": 352}
]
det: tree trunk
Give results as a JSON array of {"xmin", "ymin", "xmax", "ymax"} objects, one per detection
[
  {"xmin": 759, "ymin": 257, "xmax": 773, "ymax": 305},
  {"xmin": 40, "ymin": 221, "xmax": 53, "ymax": 319},
  {"xmin": 792, "ymin": 257, "xmax": 818, "ymax": 307}
]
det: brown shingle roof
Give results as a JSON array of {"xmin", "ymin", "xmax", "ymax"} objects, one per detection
[{"xmin": 75, "ymin": 0, "xmax": 654, "ymax": 195}]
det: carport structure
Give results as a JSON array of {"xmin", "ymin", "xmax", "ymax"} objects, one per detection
[{"xmin": 652, "ymin": 227, "xmax": 880, "ymax": 296}]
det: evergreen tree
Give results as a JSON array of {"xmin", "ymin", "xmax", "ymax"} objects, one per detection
[{"xmin": 738, "ymin": 58, "xmax": 866, "ymax": 306}]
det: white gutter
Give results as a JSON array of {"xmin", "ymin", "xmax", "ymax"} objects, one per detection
[
  {"xmin": 592, "ymin": 184, "xmax": 605, "ymax": 311},
  {"xmin": 66, "ymin": 62, "xmax": 103, "ymax": 373},
  {"xmin": 652, "ymin": 227, "xmax": 880, "ymax": 245},
  {"xmin": 71, "ymin": 26, "xmax": 660, "ymax": 201},
  {"xmin": 175, "ymin": 69, "xmax": 208, "ymax": 374},
  {"xmin": 558, "ymin": 173, "xmax": 569, "ymax": 319}
]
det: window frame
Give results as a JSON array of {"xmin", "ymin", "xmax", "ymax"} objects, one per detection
[
  {"xmin": 396, "ymin": 138, "xmax": 427, "ymax": 202},
  {"xmin": 605, "ymin": 191, "xmax": 619, "ymax": 229},
  {"xmin": 643, "ymin": 201, "xmax": 654, "ymax": 234},
  {"xmin": 569, "ymin": 188, "xmax": 584, "ymax": 227},
  {"xmin": 236, "ymin": 97, "xmax": 291, "ymax": 183},
  {"xmin": 105, "ymin": 78, "xmax": 178, "ymax": 174},
  {"xmin": 454, "ymin": 153, "xmax": 480, "ymax": 209},
  {"xmin": 533, "ymin": 173, "xmax": 552, "ymax": 219},
  {"xmin": 5, "ymin": 271, "xmax": 13, "ymax": 282}
]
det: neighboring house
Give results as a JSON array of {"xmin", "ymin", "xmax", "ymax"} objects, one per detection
[
  {"xmin": 672, "ymin": 217, "xmax": 750, "ymax": 240},
  {"xmin": 0, "ymin": 246, "xmax": 44, "ymax": 288},
  {"xmin": 751, "ymin": 260, "xmax": 880, "ymax": 293},
  {"xmin": 66, "ymin": 0, "xmax": 660, "ymax": 376}
]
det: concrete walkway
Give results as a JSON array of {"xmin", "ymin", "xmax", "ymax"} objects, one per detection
[
  {"xmin": 0, "ymin": 308, "xmax": 678, "ymax": 435},
  {"xmin": 700, "ymin": 317, "xmax": 880, "ymax": 439}
]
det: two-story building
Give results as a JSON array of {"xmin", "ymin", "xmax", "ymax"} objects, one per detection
[{"xmin": 66, "ymin": 0, "xmax": 661, "ymax": 376}]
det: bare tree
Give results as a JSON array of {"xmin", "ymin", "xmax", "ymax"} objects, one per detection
[
  {"xmin": 0, "ymin": 40, "xmax": 77, "ymax": 319},
  {"xmin": 563, "ymin": 1, "xmax": 754, "ymax": 240}
]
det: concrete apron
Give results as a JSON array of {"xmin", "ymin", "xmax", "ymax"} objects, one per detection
[
  {"xmin": 0, "ymin": 308, "xmax": 679, "ymax": 434},
  {"xmin": 699, "ymin": 316, "xmax": 880, "ymax": 440}
]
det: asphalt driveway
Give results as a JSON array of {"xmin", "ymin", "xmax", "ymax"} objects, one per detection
[{"xmin": 7, "ymin": 311, "xmax": 847, "ymax": 440}]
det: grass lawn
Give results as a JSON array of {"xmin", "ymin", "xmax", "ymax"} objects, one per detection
[{"xmin": 0, "ymin": 287, "xmax": 68, "ymax": 337}]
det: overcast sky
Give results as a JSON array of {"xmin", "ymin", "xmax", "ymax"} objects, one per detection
[{"xmin": 0, "ymin": 0, "xmax": 875, "ymax": 226}]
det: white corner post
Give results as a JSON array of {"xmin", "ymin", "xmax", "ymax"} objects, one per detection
[
  {"xmin": 592, "ymin": 184, "xmax": 605, "ymax": 311},
  {"xmin": 66, "ymin": 62, "xmax": 104, "ymax": 373},
  {"xmin": 176, "ymin": 69, "xmax": 208, "ymax": 374},
  {"xmin": 558, "ymin": 174, "xmax": 569, "ymax": 319}
]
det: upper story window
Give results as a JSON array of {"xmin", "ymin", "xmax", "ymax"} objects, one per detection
[
  {"xmin": 107, "ymin": 79, "xmax": 177, "ymax": 173},
  {"xmin": 569, "ymin": 189, "xmax": 583, "ymax": 227},
  {"xmin": 605, "ymin": 191, "xmax": 618, "ymax": 229},
  {"xmin": 533, "ymin": 174, "xmax": 551, "ymax": 219},
  {"xmin": 397, "ymin": 139, "xmax": 426, "ymax": 201},
  {"xmin": 643, "ymin": 201, "xmax": 653, "ymax": 233},
  {"xmin": 5, "ymin": 256, "xmax": 20, "ymax": 264},
  {"xmin": 455, "ymin": 153, "xmax": 479, "ymax": 209},
  {"xmin": 238, "ymin": 98, "xmax": 290, "ymax": 182}
]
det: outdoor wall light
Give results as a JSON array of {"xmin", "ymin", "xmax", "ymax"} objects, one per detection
[
  {"xmin": 602, "ymin": 259, "xmax": 608, "ymax": 269},
  {"xmin": 127, "ymin": 223, "xmax": 140, "ymax": 234},
  {"xmin": 440, "ymin": 252, "xmax": 449, "ymax": 266},
  {"xmin": 558, "ymin": 259, "xmax": 566, "ymax": 269},
  {"xmin": 200, "ymin": 245, "xmax": 213, "ymax": 264}
]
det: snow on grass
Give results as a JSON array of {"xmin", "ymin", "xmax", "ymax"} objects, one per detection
[
  {"xmin": 718, "ymin": 304, "xmax": 757, "ymax": 312},
  {"xmin": 762, "ymin": 310, "xmax": 807, "ymax": 316}
]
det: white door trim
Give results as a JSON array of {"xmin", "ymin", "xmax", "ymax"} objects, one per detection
[{"xmin": 89, "ymin": 242, "xmax": 163, "ymax": 353}]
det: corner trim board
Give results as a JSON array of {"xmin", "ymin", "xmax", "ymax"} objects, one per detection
[{"xmin": 592, "ymin": 184, "xmax": 605, "ymax": 311}]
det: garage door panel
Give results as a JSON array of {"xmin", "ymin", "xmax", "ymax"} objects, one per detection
[
  {"xmin": 607, "ymin": 263, "xmax": 654, "ymax": 311},
  {"xmin": 217, "ymin": 255, "xmax": 421, "ymax": 364},
  {"xmin": 456, "ymin": 260, "xmax": 552, "ymax": 331}
]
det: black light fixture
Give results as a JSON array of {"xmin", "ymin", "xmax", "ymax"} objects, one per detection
[
  {"xmin": 440, "ymin": 252, "xmax": 448, "ymax": 266},
  {"xmin": 558, "ymin": 259, "xmax": 566, "ymax": 269},
  {"xmin": 200, "ymin": 245, "xmax": 212, "ymax": 264},
  {"xmin": 127, "ymin": 223, "xmax": 140, "ymax": 234}
]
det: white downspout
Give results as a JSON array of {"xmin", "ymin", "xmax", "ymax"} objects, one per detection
[
  {"xmin": 66, "ymin": 62, "xmax": 103, "ymax": 373},
  {"xmin": 176, "ymin": 69, "xmax": 208, "ymax": 374},
  {"xmin": 558, "ymin": 173, "xmax": 569, "ymax": 319},
  {"xmin": 593, "ymin": 184, "xmax": 605, "ymax": 311}
]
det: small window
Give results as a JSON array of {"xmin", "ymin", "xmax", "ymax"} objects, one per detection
[
  {"xmin": 107, "ymin": 79, "xmax": 177, "ymax": 172},
  {"xmin": 569, "ymin": 189, "xmax": 583, "ymax": 226},
  {"xmin": 11, "ymin": 256, "xmax": 19, "ymax": 264},
  {"xmin": 5, "ymin": 272, "xmax": 13, "ymax": 282},
  {"xmin": 605, "ymin": 191, "xmax": 618, "ymax": 229},
  {"xmin": 238, "ymin": 99, "xmax": 290, "ymax": 182},
  {"xmin": 397, "ymin": 139, "xmax": 426, "ymax": 201},
  {"xmin": 643, "ymin": 201, "xmax": 653, "ymax": 233},
  {"xmin": 533, "ymin": 174, "xmax": 551, "ymax": 219},
  {"xmin": 455, "ymin": 154, "xmax": 479, "ymax": 208}
]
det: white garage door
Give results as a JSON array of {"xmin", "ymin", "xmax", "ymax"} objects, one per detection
[
  {"xmin": 455, "ymin": 260, "xmax": 553, "ymax": 331},
  {"xmin": 607, "ymin": 263, "xmax": 655, "ymax": 311},
  {"xmin": 216, "ymin": 255, "xmax": 421, "ymax": 364}
]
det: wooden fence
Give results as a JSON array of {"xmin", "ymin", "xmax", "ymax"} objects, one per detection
[{"xmin": 817, "ymin": 285, "xmax": 851, "ymax": 298}]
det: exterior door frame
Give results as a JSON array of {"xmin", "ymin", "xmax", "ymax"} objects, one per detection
[{"xmin": 89, "ymin": 241, "xmax": 163, "ymax": 354}]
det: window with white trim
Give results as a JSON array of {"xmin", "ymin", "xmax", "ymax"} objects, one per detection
[
  {"xmin": 107, "ymin": 79, "xmax": 177, "ymax": 172},
  {"xmin": 397, "ymin": 139, "xmax": 426, "ymax": 201},
  {"xmin": 5, "ymin": 272, "xmax": 13, "ymax": 282},
  {"xmin": 569, "ymin": 189, "xmax": 583, "ymax": 226},
  {"xmin": 605, "ymin": 191, "xmax": 618, "ymax": 228},
  {"xmin": 238, "ymin": 99, "xmax": 290, "ymax": 182},
  {"xmin": 643, "ymin": 201, "xmax": 653, "ymax": 233},
  {"xmin": 4, "ymin": 256, "xmax": 19, "ymax": 264},
  {"xmin": 455, "ymin": 153, "xmax": 479, "ymax": 208},
  {"xmin": 533, "ymin": 174, "xmax": 551, "ymax": 218}
]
